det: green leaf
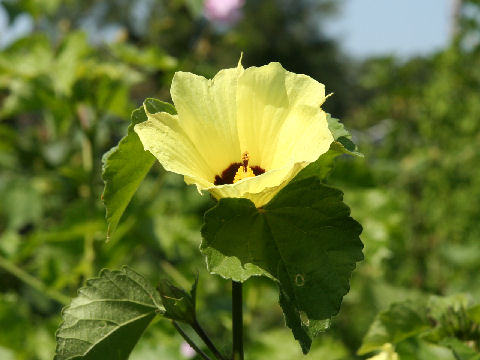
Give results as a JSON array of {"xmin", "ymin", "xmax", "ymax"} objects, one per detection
[
  {"xmin": 358, "ymin": 300, "xmax": 431, "ymax": 355},
  {"xmin": 157, "ymin": 277, "xmax": 197, "ymax": 325},
  {"xmin": 327, "ymin": 114, "xmax": 351, "ymax": 140},
  {"xmin": 360, "ymin": 295, "xmax": 480, "ymax": 358},
  {"xmin": 279, "ymin": 289, "xmax": 331, "ymax": 354},
  {"xmin": 440, "ymin": 338, "xmax": 480, "ymax": 360},
  {"xmin": 143, "ymin": 98, "xmax": 176, "ymax": 115},
  {"xmin": 468, "ymin": 304, "xmax": 480, "ymax": 322},
  {"xmin": 101, "ymin": 99, "xmax": 176, "ymax": 238},
  {"xmin": 293, "ymin": 142, "xmax": 350, "ymax": 183},
  {"xmin": 425, "ymin": 295, "xmax": 480, "ymax": 346},
  {"xmin": 327, "ymin": 114, "xmax": 362, "ymax": 156},
  {"xmin": 55, "ymin": 266, "xmax": 164, "ymax": 360},
  {"xmin": 110, "ymin": 43, "xmax": 178, "ymax": 72},
  {"xmin": 201, "ymin": 177, "xmax": 363, "ymax": 353}
]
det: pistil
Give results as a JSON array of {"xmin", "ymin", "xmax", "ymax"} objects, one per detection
[
  {"xmin": 234, "ymin": 152, "xmax": 255, "ymax": 183},
  {"xmin": 214, "ymin": 152, "xmax": 265, "ymax": 185}
]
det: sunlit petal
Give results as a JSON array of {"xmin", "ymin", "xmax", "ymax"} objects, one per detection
[
  {"xmin": 236, "ymin": 62, "xmax": 331, "ymax": 170},
  {"xmin": 171, "ymin": 66, "xmax": 243, "ymax": 181},
  {"xmin": 135, "ymin": 109, "xmax": 212, "ymax": 189}
]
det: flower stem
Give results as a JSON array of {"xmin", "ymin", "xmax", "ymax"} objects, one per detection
[
  {"xmin": 232, "ymin": 281, "xmax": 244, "ymax": 360},
  {"xmin": 172, "ymin": 321, "xmax": 212, "ymax": 360},
  {"xmin": 192, "ymin": 320, "xmax": 227, "ymax": 360}
]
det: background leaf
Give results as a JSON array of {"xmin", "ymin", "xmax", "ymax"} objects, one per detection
[
  {"xmin": 359, "ymin": 295, "xmax": 480, "ymax": 358},
  {"xmin": 358, "ymin": 300, "xmax": 430, "ymax": 355},
  {"xmin": 157, "ymin": 277, "xmax": 197, "ymax": 325},
  {"xmin": 201, "ymin": 177, "xmax": 363, "ymax": 352},
  {"xmin": 440, "ymin": 338, "xmax": 480, "ymax": 360},
  {"xmin": 101, "ymin": 99, "xmax": 176, "ymax": 238},
  {"xmin": 4, "ymin": 1, "xmax": 480, "ymax": 358},
  {"xmin": 55, "ymin": 266, "xmax": 163, "ymax": 360}
]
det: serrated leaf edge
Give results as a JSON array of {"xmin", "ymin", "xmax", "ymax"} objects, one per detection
[{"xmin": 54, "ymin": 266, "xmax": 164, "ymax": 359}]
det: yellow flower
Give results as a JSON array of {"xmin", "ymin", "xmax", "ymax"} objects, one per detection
[{"xmin": 134, "ymin": 60, "xmax": 333, "ymax": 207}]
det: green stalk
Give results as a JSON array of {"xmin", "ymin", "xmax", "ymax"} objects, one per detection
[
  {"xmin": 192, "ymin": 320, "xmax": 227, "ymax": 360},
  {"xmin": 172, "ymin": 321, "xmax": 212, "ymax": 360},
  {"xmin": 232, "ymin": 281, "xmax": 244, "ymax": 360}
]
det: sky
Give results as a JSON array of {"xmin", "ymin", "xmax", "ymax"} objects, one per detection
[
  {"xmin": 0, "ymin": 6, "xmax": 33, "ymax": 48},
  {"xmin": 324, "ymin": 0, "xmax": 452, "ymax": 58}
]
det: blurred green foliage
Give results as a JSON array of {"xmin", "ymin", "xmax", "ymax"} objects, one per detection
[{"xmin": 0, "ymin": 0, "xmax": 479, "ymax": 359}]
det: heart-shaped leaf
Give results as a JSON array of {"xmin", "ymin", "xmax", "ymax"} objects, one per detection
[
  {"xmin": 201, "ymin": 177, "xmax": 364, "ymax": 352},
  {"xmin": 55, "ymin": 266, "xmax": 163, "ymax": 360}
]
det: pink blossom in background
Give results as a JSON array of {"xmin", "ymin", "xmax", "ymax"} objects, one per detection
[
  {"xmin": 180, "ymin": 342, "xmax": 196, "ymax": 359},
  {"xmin": 204, "ymin": 0, "xmax": 245, "ymax": 24}
]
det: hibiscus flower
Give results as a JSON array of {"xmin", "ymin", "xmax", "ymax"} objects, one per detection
[{"xmin": 135, "ymin": 60, "xmax": 333, "ymax": 207}]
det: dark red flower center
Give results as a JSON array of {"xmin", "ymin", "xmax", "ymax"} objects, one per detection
[{"xmin": 214, "ymin": 163, "xmax": 265, "ymax": 185}]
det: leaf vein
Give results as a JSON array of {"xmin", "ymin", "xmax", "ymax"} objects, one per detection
[
  {"xmin": 67, "ymin": 298, "xmax": 157, "ymax": 311},
  {"xmin": 63, "ymin": 313, "xmax": 154, "ymax": 358}
]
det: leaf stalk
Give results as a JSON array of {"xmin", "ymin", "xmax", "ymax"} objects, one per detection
[
  {"xmin": 192, "ymin": 320, "xmax": 227, "ymax": 360},
  {"xmin": 172, "ymin": 321, "xmax": 212, "ymax": 360}
]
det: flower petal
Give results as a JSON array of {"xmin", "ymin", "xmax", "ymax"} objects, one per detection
[
  {"xmin": 134, "ymin": 110, "xmax": 213, "ymax": 189},
  {"xmin": 216, "ymin": 62, "xmax": 334, "ymax": 207},
  {"xmin": 236, "ymin": 62, "xmax": 332, "ymax": 170},
  {"xmin": 135, "ymin": 62, "xmax": 334, "ymax": 208},
  {"xmin": 170, "ymin": 66, "xmax": 243, "ymax": 181}
]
